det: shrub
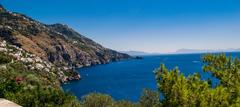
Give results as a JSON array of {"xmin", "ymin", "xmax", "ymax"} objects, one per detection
[
  {"xmin": 81, "ymin": 93, "xmax": 114, "ymax": 107},
  {"xmin": 139, "ymin": 89, "xmax": 161, "ymax": 107},
  {"xmin": 0, "ymin": 52, "xmax": 11, "ymax": 64}
]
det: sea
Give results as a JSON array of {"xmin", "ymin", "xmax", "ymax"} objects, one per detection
[{"xmin": 62, "ymin": 52, "xmax": 240, "ymax": 102}]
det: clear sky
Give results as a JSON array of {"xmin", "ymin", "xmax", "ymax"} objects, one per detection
[{"xmin": 1, "ymin": 0, "xmax": 240, "ymax": 53}]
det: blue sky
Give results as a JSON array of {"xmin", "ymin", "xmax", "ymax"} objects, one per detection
[{"xmin": 1, "ymin": 0, "xmax": 240, "ymax": 53}]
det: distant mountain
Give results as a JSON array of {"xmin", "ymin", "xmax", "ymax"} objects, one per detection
[
  {"xmin": 120, "ymin": 51, "xmax": 149, "ymax": 56},
  {"xmin": 0, "ymin": 4, "xmax": 131, "ymax": 68},
  {"xmin": 120, "ymin": 51, "xmax": 160, "ymax": 56},
  {"xmin": 175, "ymin": 48, "xmax": 240, "ymax": 54}
]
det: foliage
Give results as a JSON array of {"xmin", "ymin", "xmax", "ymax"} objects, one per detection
[
  {"xmin": 80, "ymin": 93, "xmax": 139, "ymax": 107},
  {"xmin": 81, "ymin": 93, "xmax": 114, "ymax": 107},
  {"xmin": 2, "ymin": 52, "xmax": 240, "ymax": 107},
  {"xmin": 139, "ymin": 89, "xmax": 161, "ymax": 107},
  {"xmin": 0, "ymin": 52, "xmax": 81, "ymax": 107},
  {"xmin": 13, "ymin": 86, "xmax": 80, "ymax": 107},
  {"xmin": 155, "ymin": 53, "xmax": 240, "ymax": 106},
  {"xmin": 114, "ymin": 100, "xmax": 139, "ymax": 107},
  {"xmin": 0, "ymin": 79, "xmax": 22, "ymax": 98},
  {"xmin": 0, "ymin": 52, "xmax": 11, "ymax": 64}
]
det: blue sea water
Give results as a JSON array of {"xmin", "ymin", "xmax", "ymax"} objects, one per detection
[{"xmin": 62, "ymin": 52, "xmax": 240, "ymax": 102}]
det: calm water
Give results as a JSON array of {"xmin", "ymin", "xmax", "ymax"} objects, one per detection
[{"xmin": 62, "ymin": 52, "xmax": 240, "ymax": 102}]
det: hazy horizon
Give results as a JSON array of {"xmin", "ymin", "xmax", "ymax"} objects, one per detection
[{"xmin": 2, "ymin": 0, "xmax": 240, "ymax": 53}]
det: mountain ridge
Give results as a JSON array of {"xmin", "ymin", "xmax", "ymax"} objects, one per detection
[
  {"xmin": 0, "ymin": 4, "xmax": 131, "ymax": 82},
  {"xmin": 120, "ymin": 51, "xmax": 158, "ymax": 56},
  {"xmin": 175, "ymin": 48, "xmax": 240, "ymax": 54}
]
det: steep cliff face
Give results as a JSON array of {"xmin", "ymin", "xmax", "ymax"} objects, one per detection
[{"xmin": 0, "ymin": 5, "xmax": 130, "ymax": 68}]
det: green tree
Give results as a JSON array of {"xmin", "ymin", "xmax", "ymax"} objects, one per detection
[
  {"xmin": 154, "ymin": 54, "xmax": 240, "ymax": 107},
  {"xmin": 139, "ymin": 89, "xmax": 161, "ymax": 107},
  {"xmin": 81, "ymin": 93, "xmax": 114, "ymax": 107}
]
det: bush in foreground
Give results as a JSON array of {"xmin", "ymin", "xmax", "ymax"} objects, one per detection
[{"xmin": 155, "ymin": 54, "xmax": 240, "ymax": 106}]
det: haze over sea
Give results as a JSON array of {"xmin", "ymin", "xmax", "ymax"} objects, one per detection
[{"xmin": 62, "ymin": 52, "xmax": 240, "ymax": 102}]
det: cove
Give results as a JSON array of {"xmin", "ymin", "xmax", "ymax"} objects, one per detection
[{"xmin": 62, "ymin": 52, "xmax": 240, "ymax": 102}]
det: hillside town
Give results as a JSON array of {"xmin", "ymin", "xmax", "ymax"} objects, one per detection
[{"xmin": 0, "ymin": 40, "xmax": 80, "ymax": 83}]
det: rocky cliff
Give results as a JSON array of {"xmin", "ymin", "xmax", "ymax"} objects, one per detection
[{"xmin": 0, "ymin": 4, "xmax": 130, "ymax": 69}]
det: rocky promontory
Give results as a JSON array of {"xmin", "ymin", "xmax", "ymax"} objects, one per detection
[{"xmin": 0, "ymin": 4, "xmax": 131, "ymax": 82}]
